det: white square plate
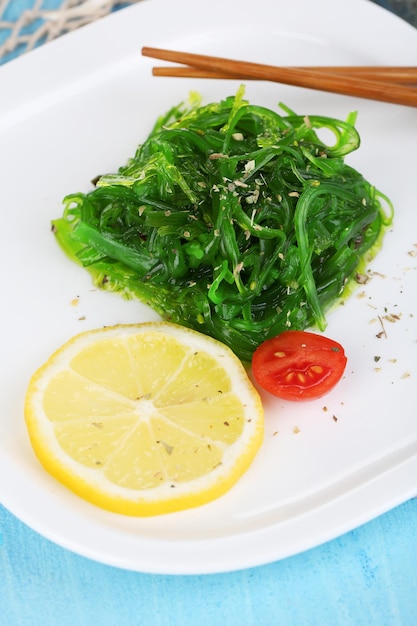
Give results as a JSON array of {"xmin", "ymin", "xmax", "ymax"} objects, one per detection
[{"xmin": 0, "ymin": 0, "xmax": 416, "ymax": 574}]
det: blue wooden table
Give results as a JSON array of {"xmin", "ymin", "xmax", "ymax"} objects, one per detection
[
  {"xmin": 1, "ymin": 500, "xmax": 417, "ymax": 625},
  {"xmin": 1, "ymin": 2, "xmax": 416, "ymax": 624}
]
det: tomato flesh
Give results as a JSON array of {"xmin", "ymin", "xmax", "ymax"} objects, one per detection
[{"xmin": 252, "ymin": 330, "xmax": 347, "ymax": 401}]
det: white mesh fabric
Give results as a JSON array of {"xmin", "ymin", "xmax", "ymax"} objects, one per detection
[{"xmin": 0, "ymin": 0, "xmax": 139, "ymax": 63}]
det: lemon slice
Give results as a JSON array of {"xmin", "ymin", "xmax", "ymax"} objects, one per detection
[{"xmin": 24, "ymin": 322, "xmax": 264, "ymax": 516}]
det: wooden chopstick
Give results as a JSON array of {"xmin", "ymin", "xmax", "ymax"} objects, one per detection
[
  {"xmin": 142, "ymin": 47, "xmax": 417, "ymax": 108},
  {"xmin": 152, "ymin": 65, "xmax": 417, "ymax": 85}
]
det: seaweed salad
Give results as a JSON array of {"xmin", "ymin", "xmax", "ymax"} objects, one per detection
[{"xmin": 53, "ymin": 87, "xmax": 393, "ymax": 361}]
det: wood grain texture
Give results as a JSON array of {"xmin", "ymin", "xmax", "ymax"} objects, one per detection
[
  {"xmin": 1, "ymin": 500, "xmax": 417, "ymax": 626},
  {"xmin": 142, "ymin": 47, "xmax": 417, "ymax": 108},
  {"xmin": 152, "ymin": 65, "xmax": 417, "ymax": 84}
]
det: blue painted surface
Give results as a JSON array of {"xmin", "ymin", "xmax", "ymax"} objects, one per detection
[
  {"xmin": 1, "ymin": 500, "xmax": 417, "ymax": 625},
  {"xmin": 1, "ymin": 2, "xmax": 416, "ymax": 625}
]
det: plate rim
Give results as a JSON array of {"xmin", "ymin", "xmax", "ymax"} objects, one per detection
[{"xmin": 1, "ymin": 0, "xmax": 416, "ymax": 574}]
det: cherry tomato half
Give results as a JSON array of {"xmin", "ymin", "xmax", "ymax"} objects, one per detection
[{"xmin": 252, "ymin": 330, "xmax": 347, "ymax": 401}]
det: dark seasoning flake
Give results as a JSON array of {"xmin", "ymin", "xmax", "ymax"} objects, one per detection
[
  {"xmin": 354, "ymin": 243, "xmax": 415, "ymax": 386},
  {"xmin": 281, "ymin": 244, "xmax": 414, "ymax": 439}
]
